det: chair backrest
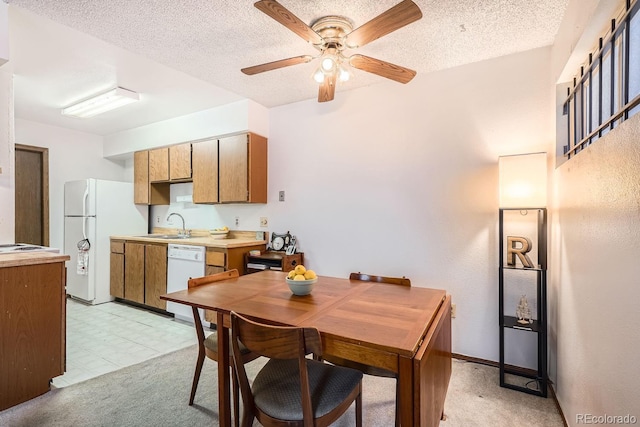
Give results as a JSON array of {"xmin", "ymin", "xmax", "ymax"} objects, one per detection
[
  {"xmin": 349, "ymin": 272, "xmax": 411, "ymax": 287},
  {"xmin": 230, "ymin": 311, "xmax": 322, "ymax": 423},
  {"xmin": 188, "ymin": 269, "xmax": 239, "ymax": 288}
]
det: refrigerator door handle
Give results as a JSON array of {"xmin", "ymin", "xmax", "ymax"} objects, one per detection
[
  {"xmin": 82, "ymin": 183, "xmax": 89, "ymax": 217},
  {"xmin": 82, "ymin": 216, "xmax": 88, "ymax": 241}
]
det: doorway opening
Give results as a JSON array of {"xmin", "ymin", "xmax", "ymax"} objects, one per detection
[{"xmin": 15, "ymin": 144, "xmax": 49, "ymax": 246}]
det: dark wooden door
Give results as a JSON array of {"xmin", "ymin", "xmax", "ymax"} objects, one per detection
[{"xmin": 15, "ymin": 144, "xmax": 49, "ymax": 245}]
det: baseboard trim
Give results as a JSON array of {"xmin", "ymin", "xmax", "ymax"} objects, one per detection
[
  {"xmin": 452, "ymin": 353, "xmax": 499, "ymax": 367},
  {"xmin": 452, "ymin": 353, "xmax": 568, "ymax": 427},
  {"xmin": 547, "ymin": 381, "xmax": 569, "ymax": 427}
]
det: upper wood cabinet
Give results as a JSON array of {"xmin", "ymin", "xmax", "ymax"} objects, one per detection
[
  {"xmin": 133, "ymin": 151, "xmax": 149, "ymax": 204},
  {"xmin": 134, "ymin": 133, "xmax": 265, "ymax": 205},
  {"xmin": 149, "ymin": 143, "xmax": 192, "ymax": 183},
  {"xmin": 169, "ymin": 143, "xmax": 192, "ymax": 181},
  {"xmin": 219, "ymin": 133, "xmax": 267, "ymax": 203},
  {"xmin": 192, "ymin": 139, "xmax": 218, "ymax": 204},
  {"xmin": 134, "ymin": 150, "xmax": 170, "ymax": 205},
  {"xmin": 149, "ymin": 147, "xmax": 169, "ymax": 182}
]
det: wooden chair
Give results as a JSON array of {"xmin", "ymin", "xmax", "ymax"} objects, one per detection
[
  {"xmin": 323, "ymin": 272, "xmax": 411, "ymax": 427},
  {"xmin": 230, "ymin": 311, "xmax": 363, "ymax": 427},
  {"xmin": 187, "ymin": 269, "xmax": 259, "ymax": 427}
]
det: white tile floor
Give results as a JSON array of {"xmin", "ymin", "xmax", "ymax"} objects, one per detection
[{"xmin": 52, "ymin": 298, "xmax": 200, "ymax": 388}]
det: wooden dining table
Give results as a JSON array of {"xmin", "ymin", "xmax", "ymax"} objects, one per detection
[{"xmin": 161, "ymin": 270, "xmax": 452, "ymax": 427}]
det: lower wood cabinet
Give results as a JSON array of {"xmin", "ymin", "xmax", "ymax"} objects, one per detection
[
  {"xmin": 124, "ymin": 242, "xmax": 145, "ymax": 304},
  {"xmin": 112, "ymin": 240, "xmax": 167, "ymax": 309},
  {"xmin": 145, "ymin": 244, "xmax": 167, "ymax": 310},
  {"xmin": 110, "ymin": 240, "xmax": 125, "ymax": 298},
  {"xmin": 0, "ymin": 259, "xmax": 67, "ymax": 411},
  {"xmin": 206, "ymin": 244, "xmax": 266, "ymax": 275},
  {"xmin": 111, "ymin": 239, "xmax": 264, "ymax": 313}
]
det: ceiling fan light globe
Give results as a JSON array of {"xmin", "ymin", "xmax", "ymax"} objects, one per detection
[
  {"xmin": 338, "ymin": 67, "xmax": 350, "ymax": 82},
  {"xmin": 312, "ymin": 68, "xmax": 326, "ymax": 84},
  {"xmin": 321, "ymin": 57, "xmax": 336, "ymax": 72}
]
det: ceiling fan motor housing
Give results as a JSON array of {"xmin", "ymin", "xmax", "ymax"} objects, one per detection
[{"xmin": 310, "ymin": 16, "xmax": 354, "ymax": 52}]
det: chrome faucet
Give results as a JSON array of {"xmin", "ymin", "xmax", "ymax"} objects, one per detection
[{"xmin": 166, "ymin": 213, "xmax": 189, "ymax": 237}]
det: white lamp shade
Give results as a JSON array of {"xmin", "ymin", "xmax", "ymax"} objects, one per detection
[{"xmin": 499, "ymin": 153, "xmax": 547, "ymax": 208}]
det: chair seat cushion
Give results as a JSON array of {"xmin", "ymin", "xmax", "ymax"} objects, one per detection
[
  {"xmin": 252, "ymin": 358, "xmax": 363, "ymax": 420},
  {"xmin": 204, "ymin": 332, "xmax": 251, "ymax": 355}
]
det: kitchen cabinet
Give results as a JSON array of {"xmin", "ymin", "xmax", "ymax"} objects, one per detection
[
  {"xmin": 205, "ymin": 248, "xmax": 225, "ymax": 275},
  {"xmin": 111, "ymin": 235, "xmax": 266, "ymax": 316},
  {"xmin": 149, "ymin": 143, "xmax": 192, "ymax": 183},
  {"xmin": 205, "ymin": 243, "xmax": 266, "ymax": 275},
  {"xmin": 192, "ymin": 139, "xmax": 218, "ymax": 203},
  {"xmin": 149, "ymin": 147, "xmax": 169, "ymax": 182},
  {"xmin": 193, "ymin": 133, "xmax": 267, "ymax": 204},
  {"xmin": 134, "ymin": 150, "xmax": 170, "ymax": 205},
  {"xmin": 0, "ymin": 255, "xmax": 68, "ymax": 411},
  {"xmin": 124, "ymin": 242, "xmax": 145, "ymax": 304},
  {"xmin": 169, "ymin": 143, "xmax": 192, "ymax": 181},
  {"xmin": 133, "ymin": 151, "xmax": 149, "ymax": 204},
  {"xmin": 219, "ymin": 133, "xmax": 267, "ymax": 203},
  {"xmin": 145, "ymin": 243, "xmax": 167, "ymax": 310},
  {"xmin": 203, "ymin": 243, "xmax": 265, "ymax": 322},
  {"xmin": 135, "ymin": 133, "xmax": 266, "ymax": 205},
  {"xmin": 121, "ymin": 241, "xmax": 167, "ymax": 309},
  {"xmin": 110, "ymin": 240, "xmax": 125, "ymax": 298}
]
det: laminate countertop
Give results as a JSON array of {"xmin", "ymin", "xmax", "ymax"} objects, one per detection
[
  {"xmin": 110, "ymin": 235, "xmax": 268, "ymax": 249},
  {"xmin": 0, "ymin": 252, "xmax": 71, "ymax": 268}
]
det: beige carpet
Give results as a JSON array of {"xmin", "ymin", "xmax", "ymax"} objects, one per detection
[{"xmin": 0, "ymin": 345, "xmax": 563, "ymax": 426}]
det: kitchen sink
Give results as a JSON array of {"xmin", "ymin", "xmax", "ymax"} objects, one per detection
[{"xmin": 136, "ymin": 234, "xmax": 191, "ymax": 239}]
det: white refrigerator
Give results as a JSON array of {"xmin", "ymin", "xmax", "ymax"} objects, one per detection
[{"xmin": 64, "ymin": 179, "xmax": 148, "ymax": 304}]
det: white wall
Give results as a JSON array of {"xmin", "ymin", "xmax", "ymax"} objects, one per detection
[
  {"xmin": 0, "ymin": 68, "xmax": 14, "ymax": 243},
  {"xmin": 112, "ymin": 46, "xmax": 554, "ymax": 364},
  {"xmin": 15, "ymin": 118, "xmax": 128, "ymax": 249},
  {"xmin": 550, "ymin": 114, "xmax": 640, "ymax": 425},
  {"xmin": 149, "ymin": 182, "xmax": 268, "ymax": 233},
  {"xmin": 103, "ymin": 99, "xmax": 269, "ymax": 158},
  {"xmin": 266, "ymin": 47, "xmax": 554, "ymax": 361}
]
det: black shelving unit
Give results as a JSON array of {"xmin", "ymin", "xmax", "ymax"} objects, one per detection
[{"xmin": 499, "ymin": 208, "xmax": 547, "ymax": 397}]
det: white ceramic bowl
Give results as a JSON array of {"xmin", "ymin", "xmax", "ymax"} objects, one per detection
[
  {"xmin": 285, "ymin": 277, "xmax": 317, "ymax": 296},
  {"xmin": 209, "ymin": 230, "xmax": 229, "ymax": 239}
]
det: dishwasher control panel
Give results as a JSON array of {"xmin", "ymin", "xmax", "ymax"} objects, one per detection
[{"xmin": 167, "ymin": 244, "xmax": 205, "ymax": 261}]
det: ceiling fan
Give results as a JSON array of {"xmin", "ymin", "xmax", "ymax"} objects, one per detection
[{"xmin": 242, "ymin": 0, "xmax": 423, "ymax": 103}]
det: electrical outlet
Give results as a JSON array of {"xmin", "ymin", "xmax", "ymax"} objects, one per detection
[
  {"xmin": 156, "ymin": 215, "xmax": 160, "ymax": 224},
  {"xmin": 235, "ymin": 216, "xmax": 239, "ymax": 227},
  {"xmin": 260, "ymin": 217, "xmax": 268, "ymax": 227},
  {"xmin": 451, "ymin": 303, "xmax": 457, "ymax": 318},
  {"xmin": 279, "ymin": 191, "xmax": 285, "ymax": 202}
]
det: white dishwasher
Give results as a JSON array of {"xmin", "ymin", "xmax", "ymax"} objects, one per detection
[{"xmin": 167, "ymin": 244, "xmax": 206, "ymax": 323}]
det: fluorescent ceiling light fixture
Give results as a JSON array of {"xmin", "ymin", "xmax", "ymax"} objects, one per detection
[{"xmin": 62, "ymin": 87, "xmax": 139, "ymax": 118}]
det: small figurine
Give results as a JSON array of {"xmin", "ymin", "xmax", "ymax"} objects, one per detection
[{"xmin": 516, "ymin": 295, "xmax": 533, "ymax": 324}]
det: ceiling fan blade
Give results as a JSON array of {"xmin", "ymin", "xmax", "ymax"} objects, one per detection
[
  {"xmin": 349, "ymin": 54, "xmax": 416, "ymax": 84},
  {"xmin": 241, "ymin": 55, "xmax": 314, "ymax": 75},
  {"xmin": 345, "ymin": 0, "xmax": 422, "ymax": 48},
  {"xmin": 318, "ymin": 72, "xmax": 337, "ymax": 102},
  {"xmin": 254, "ymin": 0, "xmax": 323, "ymax": 45}
]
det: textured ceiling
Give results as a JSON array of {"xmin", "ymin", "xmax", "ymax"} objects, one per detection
[{"xmin": 5, "ymin": 0, "xmax": 570, "ymax": 135}]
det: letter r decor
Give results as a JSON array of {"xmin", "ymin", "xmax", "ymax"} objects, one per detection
[{"xmin": 506, "ymin": 236, "xmax": 535, "ymax": 268}]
